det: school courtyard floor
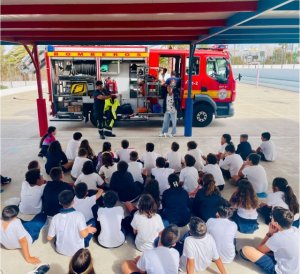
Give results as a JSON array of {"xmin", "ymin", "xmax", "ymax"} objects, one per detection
[{"xmin": 1, "ymin": 83, "xmax": 299, "ymax": 274}]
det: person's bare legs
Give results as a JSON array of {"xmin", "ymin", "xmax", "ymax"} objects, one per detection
[
  {"xmin": 242, "ymin": 246, "xmax": 265, "ymax": 262},
  {"xmin": 121, "ymin": 257, "xmax": 141, "ymax": 274}
]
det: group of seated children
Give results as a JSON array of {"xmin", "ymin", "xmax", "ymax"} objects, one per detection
[{"xmin": 2, "ymin": 127, "xmax": 298, "ymax": 274}]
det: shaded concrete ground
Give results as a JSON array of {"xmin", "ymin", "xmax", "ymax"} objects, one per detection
[{"xmin": 0, "ymin": 83, "xmax": 299, "ymax": 273}]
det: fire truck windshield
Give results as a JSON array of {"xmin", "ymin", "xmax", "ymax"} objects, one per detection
[{"xmin": 206, "ymin": 57, "xmax": 230, "ymax": 84}]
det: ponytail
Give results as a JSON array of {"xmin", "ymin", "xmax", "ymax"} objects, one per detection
[
  {"xmin": 39, "ymin": 126, "xmax": 56, "ymax": 148},
  {"xmin": 203, "ymin": 173, "xmax": 219, "ymax": 196},
  {"xmin": 284, "ymin": 185, "xmax": 299, "ymax": 215}
]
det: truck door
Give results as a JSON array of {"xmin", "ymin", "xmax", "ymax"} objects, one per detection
[{"xmin": 182, "ymin": 55, "xmax": 201, "ymax": 108}]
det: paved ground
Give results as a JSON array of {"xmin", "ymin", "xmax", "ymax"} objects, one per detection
[{"xmin": 1, "ymin": 83, "xmax": 299, "ymax": 274}]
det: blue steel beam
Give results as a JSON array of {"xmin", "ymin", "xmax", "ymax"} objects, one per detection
[
  {"xmin": 194, "ymin": 0, "xmax": 297, "ymax": 44},
  {"xmin": 201, "ymin": 38, "xmax": 299, "ymax": 44},
  {"xmin": 221, "ymin": 28, "xmax": 299, "ymax": 35},
  {"xmin": 241, "ymin": 18, "xmax": 299, "ymax": 26},
  {"xmin": 275, "ymin": 0, "xmax": 299, "ymax": 10},
  {"xmin": 212, "ymin": 34, "xmax": 299, "ymax": 39}
]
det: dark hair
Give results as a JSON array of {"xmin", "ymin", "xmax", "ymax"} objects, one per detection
[
  {"xmin": 156, "ymin": 157, "xmax": 166, "ymax": 168},
  {"xmin": 222, "ymin": 134, "xmax": 232, "ymax": 144},
  {"xmin": 189, "ymin": 217, "xmax": 207, "ymax": 238},
  {"xmin": 230, "ymin": 179, "xmax": 258, "ymax": 209},
  {"xmin": 102, "ymin": 153, "xmax": 113, "ymax": 168},
  {"xmin": 146, "ymin": 143, "xmax": 154, "ymax": 152},
  {"xmin": 217, "ymin": 204, "xmax": 234, "ymax": 219},
  {"xmin": 225, "ymin": 144, "xmax": 235, "ymax": 153},
  {"xmin": 168, "ymin": 173, "xmax": 181, "ymax": 188},
  {"xmin": 261, "ymin": 132, "xmax": 271, "ymax": 140},
  {"xmin": 69, "ymin": 248, "xmax": 95, "ymax": 274},
  {"xmin": 121, "ymin": 139, "xmax": 129, "ymax": 149},
  {"xmin": 73, "ymin": 132, "xmax": 83, "ymax": 141},
  {"xmin": 160, "ymin": 225, "xmax": 179, "ymax": 247},
  {"xmin": 75, "ymin": 183, "xmax": 88, "ymax": 199},
  {"xmin": 187, "ymin": 141, "xmax": 197, "ymax": 150},
  {"xmin": 130, "ymin": 151, "xmax": 138, "ymax": 161},
  {"xmin": 58, "ymin": 190, "xmax": 75, "ymax": 207},
  {"xmin": 28, "ymin": 160, "xmax": 39, "ymax": 170},
  {"xmin": 96, "ymin": 80, "xmax": 103, "ymax": 87},
  {"xmin": 39, "ymin": 126, "xmax": 56, "ymax": 148},
  {"xmin": 247, "ymin": 153, "xmax": 260, "ymax": 165},
  {"xmin": 240, "ymin": 134, "xmax": 248, "ymax": 139},
  {"xmin": 117, "ymin": 161, "xmax": 128, "ymax": 173},
  {"xmin": 202, "ymin": 173, "xmax": 219, "ymax": 196},
  {"xmin": 143, "ymin": 179, "xmax": 160, "ymax": 209},
  {"xmin": 49, "ymin": 167, "xmax": 63, "ymax": 181},
  {"xmin": 206, "ymin": 153, "xmax": 217, "ymax": 165},
  {"xmin": 103, "ymin": 191, "xmax": 118, "ymax": 208},
  {"xmin": 78, "ymin": 148, "xmax": 88, "ymax": 157},
  {"xmin": 48, "ymin": 140, "xmax": 63, "ymax": 153},
  {"xmin": 102, "ymin": 142, "xmax": 111, "ymax": 152},
  {"xmin": 80, "ymin": 140, "xmax": 95, "ymax": 158},
  {"xmin": 82, "ymin": 161, "xmax": 94, "ymax": 175},
  {"xmin": 2, "ymin": 205, "xmax": 19, "ymax": 221},
  {"xmin": 184, "ymin": 154, "xmax": 196, "ymax": 167},
  {"xmin": 273, "ymin": 178, "xmax": 299, "ymax": 215},
  {"xmin": 25, "ymin": 169, "xmax": 41, "ymax": 186},
  {"xmin": 272, "ymin": 207, "xmax": 294, "ymax": 229},
  {"xmin": 171, "ymin": 142, "xmax": 180, "ymax": 152},
  {"xmin": 138, "ymin": 194, "xmax": 157, "ymax": 218}
]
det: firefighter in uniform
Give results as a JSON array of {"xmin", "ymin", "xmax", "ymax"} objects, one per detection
[{"xmin": 93, "ymin": 80, "xmax": 111, "ymax": 139}]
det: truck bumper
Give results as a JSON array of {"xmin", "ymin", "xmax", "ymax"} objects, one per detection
[{"xmin": 215, "ymin": 102, "xmax": 234, "ymax": 118}]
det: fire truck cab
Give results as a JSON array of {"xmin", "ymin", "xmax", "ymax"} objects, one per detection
[{"xmin": 46, "ymin": 45, "xmax": 236, "ymax": 127}]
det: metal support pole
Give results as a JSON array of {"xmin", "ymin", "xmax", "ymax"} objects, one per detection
[
  {"xmin": 184, "ymin": 43, "xmax": 196, "ymax": 137},
  {"xmin": 25, "ymin": 45, "xmax": 49, "ymax": 137}
]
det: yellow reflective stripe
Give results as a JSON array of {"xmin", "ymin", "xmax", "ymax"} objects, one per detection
[
  {"xmin": 183, "ymin": 90, "xmax": 231, "ymax": 99},
  {"xmin": 47, "ymin": 52, "xmax": 148, "ymax": 58}
]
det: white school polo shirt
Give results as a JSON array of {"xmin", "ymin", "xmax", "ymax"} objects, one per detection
[
  {"xmin": 116, "ymin": 148, "xmax": 134, "ymax": 163},
  {"xmin": 75, "ymin": 173, "xmax": 104, "ymax": 190},
  {"xmin": 71, "ymin": 157, "xmax": 91, "ymax": 179},
  {"xmin": 48, "ymin": 210, "xmax": 86, "ymax": 256},
  {"xmin": 166, "ymin": 151, "xmax": 183, "ymax": 173},
  {"xmin": 73, "ymin": 195, "xmax": 96, "ymax": 222},
  {"xmin": 219, "ymin": 154, "xmax": 243, "ymax": 177},
  {"xmin": 260, "ymin": 140, "xmax": 276, "ymax": 161},
  {"xmin": 0, "ymin": 219, "xmax": 32, "ymax": 249},
  {"xmin": 66, "ymin": 139, "xmax": 80, "ymax": 160},
  {"xmin": 141, "ymin": 152, "xmax": 160, "ymax": 174},
  {"xmin": 151, "ymin": 167, "xmax": 174, "ymax": 195},
  {"xmin": 137, "ymin": 246, "xmax": 180, "ymax": 274},
  {"xmin": 19, "ymin": 181, "xmax": 45, "ymax": 215},
  {"xmin": 99, "ymin": 164, "xmax": 117, "ymax": 184},
  {"xmin": 206, "ymin": 218, "xmax": 237, "ymax": 263},
  {"xmin": 179, "ymin": 166, "xmax": 199, "ymax": 193},
  {"xmin": 97, "ymin": 206, "xmax": 125, "ymax": 248},
  {"xmin": 202, "ymin": 164, "xmax": 225, "ymax": 187},
  {"xmin": 242, "ymin": 165, "xmax": 268, "ymax": 193},
  {"xmin": 187, "ymin": 149, "xmax": 204, "ymax": 171},
  {"xmin": 128, "ymin": 161, "xmax": 144, "ymax": 183}
]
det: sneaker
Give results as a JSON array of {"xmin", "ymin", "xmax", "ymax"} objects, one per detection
[
  {"xmin": 30, "ymin": 264, "xmax": 50, "ymax": 274},
  {"xmin": 168, "ymin": 134, "xmax": 175, "ymax": 138},
  {"xmin": 1, "ymin": 177, "xmax": 11, "ymax": 184},
  {"xmin": 38, "ymin": 153, "xmax": 44, "ymax": 158},
  {"xmin": 110, "ymin": 133, "xmax": 116, "ymax": 137},
  {"xmin": 100, "ymin": 134, "xmax": 105, "ymax": 140},
  {"xmin": 158, "ymin": 133, "xmax": 164, "ymax": 137},
  {"xmin": 239, "ymin": 249, "xmax": 250, "ymax": 262}
]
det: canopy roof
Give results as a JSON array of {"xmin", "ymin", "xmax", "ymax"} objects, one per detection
[{"xmin": 1, "ymin": 0, "xmax": 299, "ymax": 45}]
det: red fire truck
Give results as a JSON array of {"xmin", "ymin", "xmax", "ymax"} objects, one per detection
[{"xmin": 45, "ymin": 45, "xmax": 236, "ymax": 127}]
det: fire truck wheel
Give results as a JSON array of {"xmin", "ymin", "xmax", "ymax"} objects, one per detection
[
  {"xmin": 193, "ymin": 104, "xmax": 213, "ymax": 127},
  {"xmin": 90, "ymin": 112, "xmax": 97, "ymax": 127}
]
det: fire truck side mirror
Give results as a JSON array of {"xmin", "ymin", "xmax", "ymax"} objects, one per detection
[{"xmin": 235, "ymin": 73, "xmax": 242, "ymax": 81}]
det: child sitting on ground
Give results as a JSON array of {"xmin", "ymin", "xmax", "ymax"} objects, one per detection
[
  {"xmin": 230, "ymin": 179, "xmax": 259, "ymax": 234},
  {"xmin": 151, "ymin": 157, "xmax": 174, "ymax": 196},
  {"xmin": 75, "ymin": 161, "xmax": 104, "ymax": 190},
  {"xmin": 19, "ymin": 169, "xmax": 46, "ymax": 215},
  {"xmin": 27, "ymin": 160, "xmax": 40, "ymax": 170},
  {"xmin": 99, "ymin": 153, "xmax": 117, "ymax": 186},
  {"xmin": 0, "ymin": 205, "xmax": 46, "ymax": 264},
  {"xmin": 236, "ymin": 134, "xmax": 252, "ymax": 161},
  {"xmin": 79, "ymin": 139, "xmax": 97, "ymax": 168},
  {"xmin": 141, "ymin": 143, "xmax": 160, "ymax": 176},
  {"xmin": 68, "ymin": 248, "xmax": 95, "ymax": 274},
  {"xmin": 256, "ymin": 131, "xmax": 276, "ymax": 161},
  {"xmin": 217, "ymin": 134, "xmax": 232, "ymax": 160},
  {"xmin": 166, "ymin": 142, "xmax": 183, "ymax": 173},
  {"xmin": 241, "ymin": 207, "xmax": 299, "ymax": 274},
  {"xmin": 186, "ymin": 141, "xmax": 204, "ymax": 171},
  {"xmin": 116, "ymin": 139, "xmax": 134, "ymax": 163},
  {"xmin": 179, "ymin": 154, "xmax": 199, "ymax": 195},
  {"xmin": 235, "ymin": 153, "xmax": 268, "ymax": 197},
  {"xmin": 47, "ymin": 190, "xmax": 96, "ymax": 256},
  {"xmin": 179, "ymin": 217, "xmax": 227, "ymax": 274},
  {"xmin": 258, "ymin": 177, "xmax": 299, "ymax": 227},
  {"xmin": 131, "ymin": 194, "xmax": 164, "ymax": 252},
  {"xmin": 207, "ymin": 205, "xmax": 238, "ymax": 264},
  {"xmin": 97, "ymin": 191, "xmax": 125, "ymax": 248},
  {"xmin": 96, "ymin": 142, "xmax": 116, "ymax": 172},
  {"xmin": 202, "ymin": 153, "xmax": 225, "ymax": 191},
  {"xmin": 74, "ymin": 183, "xmax": 103, "ymax": 224},
  {"xmin": 71, "ymin": 148, "xmax": 91, "ymax": 181},
  {"xmin": 219, "ymin": 144, "xmax": 243, "ymax": 180},
  {"xmin": 127, "ymin": 151, "xmax": 144, "ymax": 184},
  {"xmin": 42, "ymin": 167, "xmax": 74, "ymax": 217},
  {"xmin": 66, "ymin": 132, "xmax": 83, "ymax": 161},
  {"xmin": 38, "ymin": 126, "xmax": 56, "ymax": 157},
  {"xmin": 122, "ymin": 225, "xmax": 180, "ymax": 274}
]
